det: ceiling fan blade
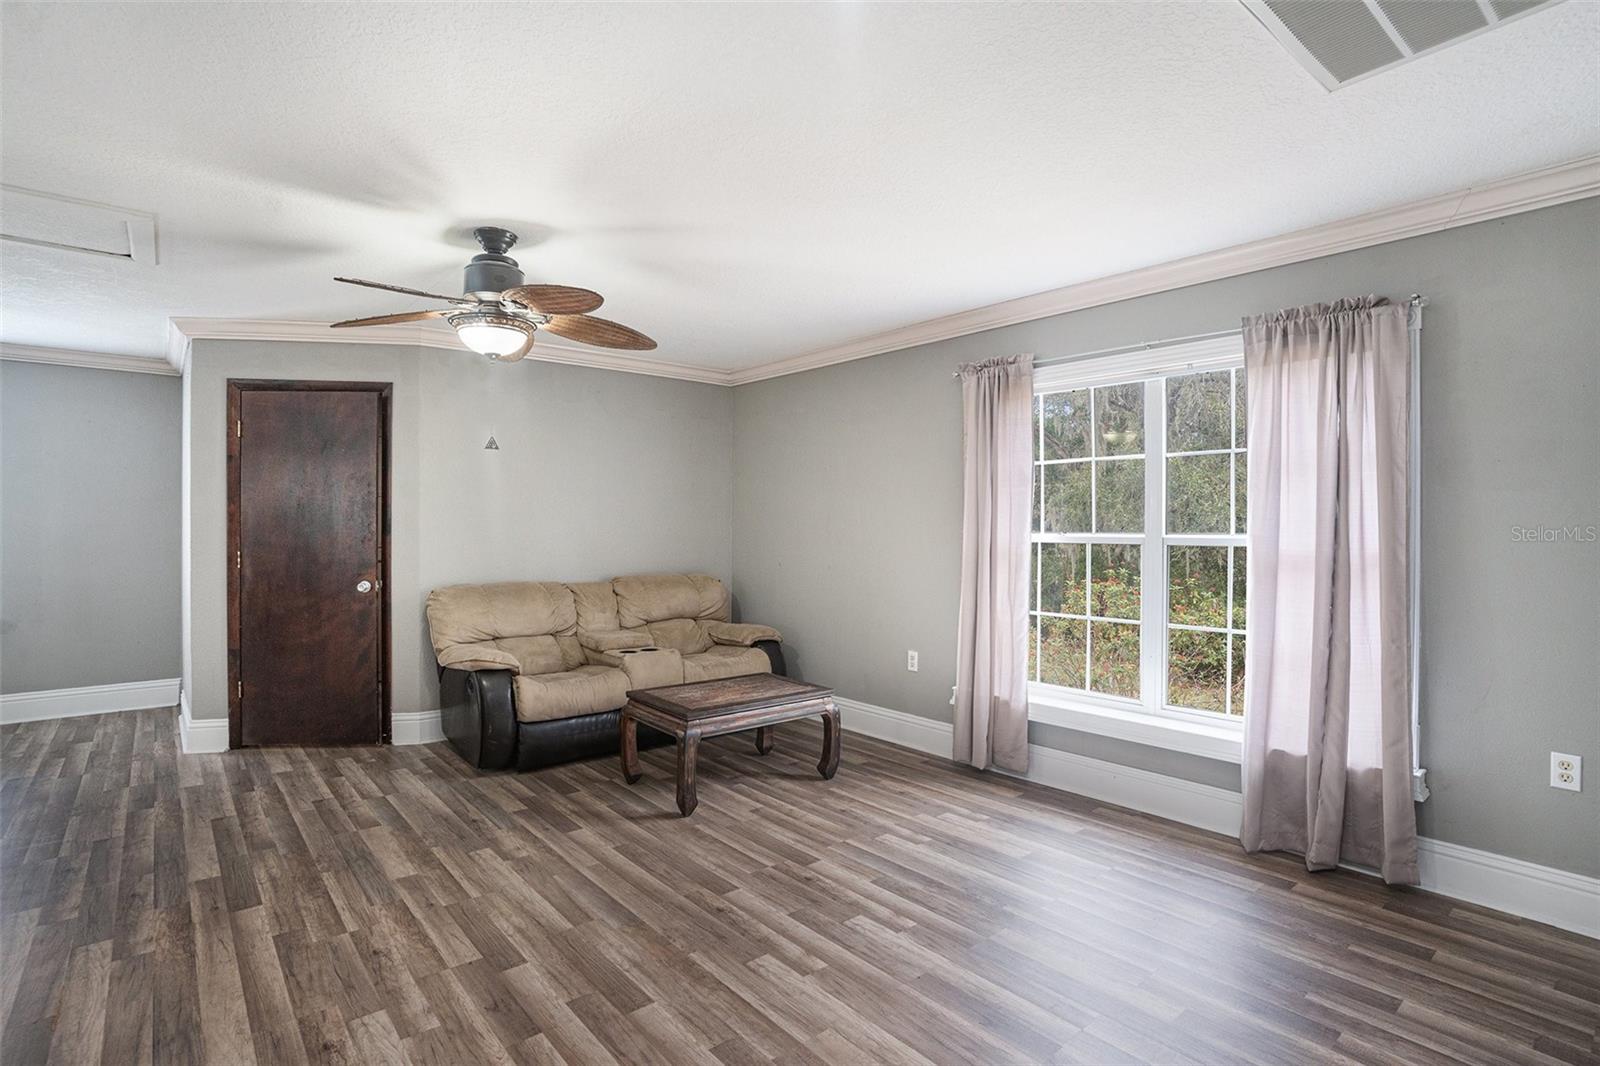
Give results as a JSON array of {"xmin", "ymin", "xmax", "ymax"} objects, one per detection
[
  {"xmin": 501, "ymin": 284, "xmax": 604, "ymax": 315},
  {"xmin": 540, "ymin": 314, "xmax": 657, "ymax": 351},
  {"xmin": 334, "ymin": 276, "xmax": 469, "ymax": 304},
  {"xmin": 330, "ymin": 309, "xmax": 450, "ymax": 328}
]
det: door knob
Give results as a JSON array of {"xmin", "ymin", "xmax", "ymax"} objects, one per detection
[{"xmin": 356, "ymin": 580, "xmax": 373, "ymax": 594}]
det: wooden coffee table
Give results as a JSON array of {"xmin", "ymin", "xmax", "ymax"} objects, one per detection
[{"xmin": 619, "ymin": 673, "xmax": 838, "ymax": 816}]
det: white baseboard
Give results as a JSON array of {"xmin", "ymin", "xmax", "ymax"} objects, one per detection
[
  {"xmin": 172, "ymin": 698, "xmax": 443, "ymax": 751},
  {"xmin": 1, "ymin": 677, "xmax": 180, "ymax": 724},
  {"xmin": 838, "ymin": 696, "xmax": 1600, "ymax": 938},
  {"xmin": 392, "ymin": 709, "xmax": 443, "ymax": 746},
  {"xmin": 178, "ymin": 689, "xmax": 228, "ymax": 754},
  {"xmin": 836, "ymin": 697, "xmax": 953, "ymax": 755},
  {"xmin": 1415, "ymin": 837, "xmax": 1600, "ymax": 939}
]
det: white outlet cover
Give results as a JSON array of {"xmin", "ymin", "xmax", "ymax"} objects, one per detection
[
  {"xmin": 1550, "ymin": 751, "xmax": 1582, "ymax": 792},
  {"xmin": 907, "ymin": 650, "xmax": 919, "ymax": 672}
]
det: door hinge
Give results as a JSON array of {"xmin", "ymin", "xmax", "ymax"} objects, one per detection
[
  {"xmin": 237, "ymin": 681, "xmax": 243, "ymax": 699},
  {"xmin": 236, "ymin": 550, "xmax": 241, "ymax": 570},
  {"xmin": 236, "ymin": 419, "xmax": 242, "ymax": 438}
]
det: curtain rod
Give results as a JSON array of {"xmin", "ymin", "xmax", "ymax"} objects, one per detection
[{"xmin": 1031, "ymin": 294, "xmax": 1425, "ymax": 371}]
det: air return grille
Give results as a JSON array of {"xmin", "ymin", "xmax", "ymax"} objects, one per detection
[
  {"xmin": 1, "ymin": 185, "xmax": 157, "ymax": 263},
  {"xmin": 1242, "ymin": 0, "xmax": 1565, "ymax": 90}
]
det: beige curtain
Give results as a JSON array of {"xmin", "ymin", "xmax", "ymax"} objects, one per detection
[
  {"xmin": 953, "ymin": 354, "xmax": 1034, "ymax": 773},
  {"xmin": 1240, "ymin": 297, "xmax": 1417, "ymax": 885}
]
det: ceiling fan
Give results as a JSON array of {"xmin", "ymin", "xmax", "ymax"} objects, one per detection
[{"xmin": 330, "ymin": 226, "xmax": 655, "ymax": 362}]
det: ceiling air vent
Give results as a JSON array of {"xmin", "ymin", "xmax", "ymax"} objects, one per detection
[
  {"xmin": 1242, "ymin": 0, "xmax": 1565, "ymax": 90},
  {"xmin": 1, "ymin": 185, "xmax": 157, "ymax": 264}
]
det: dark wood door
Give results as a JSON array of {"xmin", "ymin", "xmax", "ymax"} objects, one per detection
[{"xmin": 230, "ymin": 383, "xmax": 389, "ymax": 746}]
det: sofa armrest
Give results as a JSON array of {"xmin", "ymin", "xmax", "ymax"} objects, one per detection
[
  {"xmin": 578, "ymin": 629, "xmax": 655, "ymax": 653},
  {"xmin": 706, "ymin": 621, "xmax": 781, "ymax": 647},
  {"xmin": 754, "ymin": 639, "xmax": 786, "ymax": 677},
  {"xmin": 438, "ymin": 667, "xmax": 518, "ymax": 769},
  {"xmin": 437, "ymin": 643, "xmax": 522, "ymax": 673}
]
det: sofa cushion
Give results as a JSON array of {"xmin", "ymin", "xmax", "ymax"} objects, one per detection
[
  {"xmin": 513, "ymin": 665, "xmax": 629, "ymax": 723},
  {"xmin": 614, "ymin": 573, "xmax": 730, "ymax": 628},
  {"xmin": 428, "ymin": 582, "xmax": 577, "ymax": 645},
  {"xmin": 568, "ymin": 580, "xmax": 621, "ymax": 633},
  {"xmin": 644, "ymin": 617, "xmax": 714, "ymax": 656},
  {"xmin": 682, "ymin": 645, "xmax": 772, "ymax": 683},
  {"xmin": 500, "ymin": 635, "xmax": 585, "ymax": 676}
]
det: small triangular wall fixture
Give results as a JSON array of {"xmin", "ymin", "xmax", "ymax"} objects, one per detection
[{"xmin": 484, "ymin": 436, "xmax": 500, "ymax": 450}]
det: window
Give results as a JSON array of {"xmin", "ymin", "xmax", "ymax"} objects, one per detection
[{"xmin": 1028, "ymin": 338, "xmax": 1248, "ymax": 738}]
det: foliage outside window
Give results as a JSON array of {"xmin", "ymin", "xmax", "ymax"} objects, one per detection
[{"xmin": 1029, "ymin": 366, "xmax": 1248, "ymax": 719}]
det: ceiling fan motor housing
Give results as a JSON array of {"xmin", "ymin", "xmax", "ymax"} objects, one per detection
[{"xmin": 464, "ymin": 227, "xmax": 525, "ymax": 298}]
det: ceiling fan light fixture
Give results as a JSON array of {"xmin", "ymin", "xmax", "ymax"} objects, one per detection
[{"xmin": 448, "ymin": 311, "xmax": 536, "ymax": 361}]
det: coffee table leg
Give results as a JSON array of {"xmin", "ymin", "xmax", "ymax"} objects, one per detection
[
  {"xmin": 620, "ymin": 708, "xmax": 642, "ymax": 784},
  {"xmin": 754, "ymin": 726, "xmax": 773, "ymax": 755},
  {"xmin": 818, "ymin": 701, "xmax": 840, "ymax": 780},
  {"xmin": 676, "ymin": 730, "xmax": 701, "ymax": 816}
]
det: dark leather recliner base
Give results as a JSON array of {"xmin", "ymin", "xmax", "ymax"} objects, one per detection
[{"xmin": 515, "ymin": 712, "xmax": 673, "ymax": 771}]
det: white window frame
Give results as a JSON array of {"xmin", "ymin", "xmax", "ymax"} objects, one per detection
[{"xmin": 1029, "ymin": 334, "xmax": 1247, "ymax": 762}]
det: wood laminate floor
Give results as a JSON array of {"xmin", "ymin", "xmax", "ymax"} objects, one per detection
[{"xmin": 2, "ymin": 709, "xmax": 1596, "ymax": 1066}]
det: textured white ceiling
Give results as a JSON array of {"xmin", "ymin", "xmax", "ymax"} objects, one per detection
[{"xmin": 2, "ymin": 2, "xmax": 1596, "ymax": 372}]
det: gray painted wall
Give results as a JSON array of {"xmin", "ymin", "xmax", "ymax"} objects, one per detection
[
  {"xmin": 731, "ymin": 199, "xmax": 1600, "ymax": 876},
  {"xmin": 2, "ymin": 361, "xmax": 181, "ymax": 692},
  {"xmin": 183, "ymin": 340, "xmax": 732, "ymax": 723}
]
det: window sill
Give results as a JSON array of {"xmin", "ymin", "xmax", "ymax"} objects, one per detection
[{"xmin": 1028, "ymin": 688, "xmax": 1243, "ymax": 763}]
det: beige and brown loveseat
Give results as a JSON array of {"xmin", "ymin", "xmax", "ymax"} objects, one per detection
[{"xmin": 426, "ymin": 573, "xmax": 784, "ymax": 769}]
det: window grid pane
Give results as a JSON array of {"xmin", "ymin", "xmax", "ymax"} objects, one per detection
[
  {"xmin": 1039, "ymin": 616, "xmax": 1087, "ymax": 688},
  {"xmin": 1167, "ymin": 369, "xmax": 1231, "ymax": 453},
  {"xmin": 1165, "ymin": 541, "xmax": 1246, "ymax": 716},
  {"xmin": 1089, "ymin": 621, "xmax": 1140, "ymax": 698},
  {"xmin": 1168, "ymin": 628, "xmax": 1228, "ymax": 713}
]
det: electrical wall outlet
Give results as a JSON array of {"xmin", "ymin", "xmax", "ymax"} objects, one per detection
[
  {"xmin": 906, "ymin": 650, "xmax": 919, "ymax": 672},
  {"xmin": 1551, "ymin": 752, "xmax": 1582, "ymax": 792}
]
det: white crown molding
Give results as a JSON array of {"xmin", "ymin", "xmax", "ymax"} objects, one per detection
[
  {"xmin": 728, "ymin": 154, "xmax": 1600, "ymax": 386},
  {"xmin": 166, "ymin": 319, "xmax": 192, "ymax": 374},
  {"xmin": 0, "ymin": 678, "xmax": 181, "ymax": 723},
  {"xmin": 169, "ymin": 317, "xmax": 734, "ymax": 386},
  {"xmin": 0, "ymin": 342, "xmax": 179, "ymax": 376},
  {"xmin": 838, "ymin": 695, "xmax": 1600, "ymax": 937}
]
